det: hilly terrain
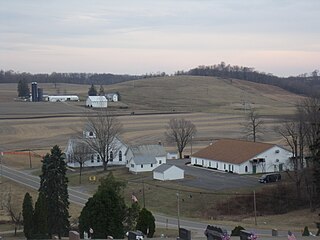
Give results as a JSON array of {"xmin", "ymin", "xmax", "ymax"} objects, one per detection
[{"xmin": 0, "ymin": 75, "xmax": 303, "ymax": 153}]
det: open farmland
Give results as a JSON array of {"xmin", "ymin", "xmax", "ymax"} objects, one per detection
[{"xmin": 0, "ymin": 76, "xmax": 302, "ymax": 154}]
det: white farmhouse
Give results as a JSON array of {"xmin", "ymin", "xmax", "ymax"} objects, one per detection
[
  {"xmin": 106, "ymin": 93, "xmax": 119, "ymax": 102},
  {"xmin": 126, "ymin": 144, "xmax": 166, "ymax": 173},
  {"xmin": 65, "ymin": 127, "xmax": 127, "ymax": 168},
  {"xmin": 153, "ymin": 164, "xmax": 184, "ymax": 181},
  {"xmin": 191, "ymin": 139, "xmax": 293, "ymax": 174},
  {"xmin": 86, "ymin": 96, "xmax": 108, "ymax": 108},
  {"xmin": 48, "ymin": 95, "xmax": 79, "ymax": 102}
]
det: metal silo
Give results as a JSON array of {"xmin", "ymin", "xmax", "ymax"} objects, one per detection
[
  {"xmin": 37, "ymin": 88, "xmax": 43, "ymax": 102},
  {"xmin": 31, "ymin": 82, "xmax": 38, "ymax": 102}
]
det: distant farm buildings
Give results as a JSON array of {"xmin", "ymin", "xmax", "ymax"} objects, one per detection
[
  {"xmin": 47, "ymin": 95, "xmax": 79, "ymax": 102},
  {"xmin": 106, "ymin": 92, "xmax": 119, "ymax": 102},
  {"xmin": 30, "ymin": 82, "xmax": 79, "ymax": 102},
  {"xmin": 86, "ymin": 96, "xmax": 108, "ymax": 108}
]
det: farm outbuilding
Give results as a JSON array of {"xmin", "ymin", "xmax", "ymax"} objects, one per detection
[
  {"xmin": 86, "ymin": 96, "xmax": 108, "ymax": 108},
  {"xmin": 48, "ymin": 95, "xmax": 79, "ymax": 102},
  {"xmin": 153, "ymin": 164, "xmax": 184, "ymax": 181}
]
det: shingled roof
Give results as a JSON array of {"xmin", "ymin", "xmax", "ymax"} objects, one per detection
[{"xmin": 192, "ymin": 139, "xmax": 276, "ymax": 164}]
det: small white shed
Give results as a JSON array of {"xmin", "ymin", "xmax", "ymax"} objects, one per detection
[
  {"xmin": 167, "ymin": 152, "xmax": 178, "ymax": 160},
  {"xmin": 86, "ymin": 96, "xmax": 108, "ymax": 108},
  {"xmin": 153, "ymin": 164, "xmax": 184, "ymax": 181}
]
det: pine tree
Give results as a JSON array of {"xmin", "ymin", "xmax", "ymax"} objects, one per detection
[
  {"xmin": 136, "ymin": 208, "xmax": 156, "ymax": 238},
  {"xmin": 79, "ymin": 173, "xmax": 127, "ymax": 239},
  {"xmin": 125, "ymin": 202, "xmax": 140, "ymax": 231},
  {"xmin": 22, "ymin": 192, "xmax": 33, "ymax": 239},
  {"xmin": 33, "ymin": 192, "xmax": 48, "ymax": 239},
  {"xmin": 17, "ymin": 79, "xmax": 30, "ymax": 98},
  {"xmin": 39, "ymin": 145, "xmax": 70, "ymax": 239},
  {"xmin": 88, "ymin": 84, "xmax": 97, "ymax": 96}
]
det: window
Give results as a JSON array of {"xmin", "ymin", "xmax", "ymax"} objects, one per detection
[
  {"xmin": 89, "ymin": 131, "xmax": 93, "ymax": 137},
  {"xmin": 159, "ymin": 160, "xmax": 162, "ymax": 164},
  {"xmin": 151, "ymin": 164, "xmax": 153, "ymax": 167},
  {"xmin": 119, "ymin": 151, "xmax": 122, "ymax": 161},
  {"xmin": 91, "ymin": 155, "xmax": 94, "ymax": 163},
  {"xmin": 97, "ymin": 155, "xmax": 100, "ymax": 162},
  {"xmin": 131, "ymin": 164, "xmax": 134, "ymax": 168},
  {"xmin": 110, "ymin": 151, "xmax": 113, "ymax": 162},
  {"xmin": 245, "ymin": 166, "xmax": 248, "ymax": 172},
  {"xmin": 224, "ymin": 164, "xmax": 226, "ymax": 169},
  {"xmin": 141, "ymin": 164, "xmax": 143, "ymax": 168},
  {"xmin": 209, "ymin": 162, "xmax": 211, "ymax": 167},
  {"xmin": 216, "ymin": 162, "xmax": 218, "ymax": 168}
]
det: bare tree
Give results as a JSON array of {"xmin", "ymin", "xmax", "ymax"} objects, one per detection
[
  {"xmin": 72, "ymin": 140, "xmax": 91, "ymax": 184},
  {"xmin": 277, "ymin": 117, "xmax": 307, "ymax": 200},
  {"xmin": 243, "ymin": 107, "xmax": 263, "ymax": 142},
  {"xmin": 165, "ymin": 118, "xmax": 197, "ymax": 159},
  {"xmin": 84, "ymin": 109, "xmax": 122, "ymax": 171},
  {"xmin": 3, "ymin": 192, "xmax": 23, "ymax": 236}
]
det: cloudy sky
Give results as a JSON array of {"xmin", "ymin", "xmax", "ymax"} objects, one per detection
[{"xmin": 1, "ymin": 0, "xmax": 319, "ymax": 76}]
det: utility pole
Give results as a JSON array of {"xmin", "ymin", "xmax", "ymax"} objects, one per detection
[
  {"xmin": 142, "ymin": 180, "xmax": 145, "ymax": 208},
  {"xmin": 253, "ymin": 190, "xmax": 257, "ymax": 226},
  {"xmin": 177, "ymin": 191, "xmax": 180, "ymax": 230},
  {"xmin": 28, "ymin": 150, "xmax": 32, "ymax": 169},
  {"xmin": 0, "ymin": 152, "xmax": 3, "ymax": 184}
]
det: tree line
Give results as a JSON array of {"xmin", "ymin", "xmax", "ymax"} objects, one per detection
[
  {"xmin": 183, "ymin": 62, "xmax": 320, "ymax": 96},
  {"xmin": 3, "ymin": 63, "xmax": 320, "ymax": 96}
]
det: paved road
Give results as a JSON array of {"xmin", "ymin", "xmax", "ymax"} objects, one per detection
[
  {"xmin": 1, "ymin": 165, "xmax": 295, "ymax": 237},
  {"xmin": 167, "ymin": 159, "xmax": 260, "ymax": 191}
]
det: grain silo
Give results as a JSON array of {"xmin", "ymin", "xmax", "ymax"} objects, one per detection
[
  {"xmin": 31, "ymin": 82, "xmax": 38, "ymax": 102},
  {"xmin": 37, "ymin": 88, "xmax": 43, "ymax": 101}
]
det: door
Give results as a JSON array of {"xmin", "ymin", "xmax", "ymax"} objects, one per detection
[
  {"xmin": 279, "ymin": 163, "xmax": 283, "ymax": 172},
  {"xmin": 252, "ymin": 165, "xmax": 256, "ymax": 174}
]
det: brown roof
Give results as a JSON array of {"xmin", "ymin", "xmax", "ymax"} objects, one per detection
[{"xmin": 192, "ymin": 139, "xmax": 275, "ymax": 164}]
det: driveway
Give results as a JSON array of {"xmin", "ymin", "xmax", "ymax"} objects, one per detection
[{"xmin": 167, "ymin": 159, "xmax": 260, "ymax": 191}]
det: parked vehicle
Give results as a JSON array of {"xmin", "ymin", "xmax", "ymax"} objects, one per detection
[{"xmin": 259, "ymin": 173, "xmax": 281, "ymax": 183}]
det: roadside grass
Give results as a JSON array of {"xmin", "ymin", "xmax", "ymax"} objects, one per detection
[{"xmin": 1, "ymin": 154, "xmax": 43, "ymax": 170}]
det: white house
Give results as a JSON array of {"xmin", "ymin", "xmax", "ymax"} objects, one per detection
[
  {"xmin": 106, "ymin": 93, "xmax": 119, "ymax": 102},
  {"xmin": 65, "ymin": 127, "xmax": 127, "ymax": 168},
  {"xmin": 48, "ymin": 95, "xmax": 79, "ymax": 102},
  {"xmin": 191, "ymin": 139, "xmax": 293, "ymax": 174},
  {"xmin": 126, "ymin": 144, "xmax": 167, "ymax": 173},
  {"xmin": 153, "ymin": 164, "xmax": 184, "ymax": 181},
  {"xmin": 86, "ymin": 96, "xmax": 108, "ymax": 108}
]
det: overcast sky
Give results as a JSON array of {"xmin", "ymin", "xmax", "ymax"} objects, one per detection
[{"xmin": 1, "ymin": 0, "xmax": 319, "ymax": 76}]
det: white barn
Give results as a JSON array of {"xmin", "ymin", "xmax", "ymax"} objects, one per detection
[
  {"xmin": 48, "ymin": 95, "xmax": 79, "ymax": 102},
  {"xmin": 126, "ymin": 144, "xmax": 166, "ymax": 173},
  {"xmin": 153, "ymin": 164, "xmax": 184, "ymax": 181},
  {"xmin": 191, "ymin": 139, "xmax": 293, "ymax": 174},
  {"xmin": 86, "ymin": 96, "xmax": 108, "ymax": 108}
]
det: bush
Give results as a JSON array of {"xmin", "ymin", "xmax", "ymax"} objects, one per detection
[
  {"xmin": 231, "ymin": 226, "xmax": 245, "ymax": 236},
  {"xmin": 302, "ymin": 226, "xmax": 310, "ymax": 236}
]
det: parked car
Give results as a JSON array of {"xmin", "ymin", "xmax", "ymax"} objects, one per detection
[{"xmin": 259, "ymin": 173, "xmax": 281, "ymax": 183}]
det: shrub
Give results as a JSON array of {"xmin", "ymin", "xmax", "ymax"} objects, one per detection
[
  {"xmin": 302, "ymin": 226, "xmax": 310, "ymax": 236},
  {"xmin": 231, "ymin": 226, "xmax": 245, "ymax": 236}
]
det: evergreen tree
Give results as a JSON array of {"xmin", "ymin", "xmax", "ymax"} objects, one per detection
[
  {"xmin": 39, "ymin": 145, "xmax": 70, "ymax": 238},
  {"xmin": 136, "ymin": 208, "xmax": 156, "ymax": 238},
  {"xmin": 33, "ymin": 192, "xmax": 48, "ymax": 239},
  {"xmin": 22, "ymin": 192, "xmax": 33, "ymax": 239},
  {"xmin": 125, "ymin": 202, "xmax": 140, "ymax": 231},
  {"xmin": 99, "ymin": 85, "xmax": 105, "ymax": 96},
  {"xmin": 17, "ymin": 79, "xmax": 30, "ymax": 98},
  {"xmin": 88, "ymin": 84, "xmax": 97, "ymax": 96},
  {"xmin": 79, "ymin": 173, "xmax": 126, "ymax": 239}
]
